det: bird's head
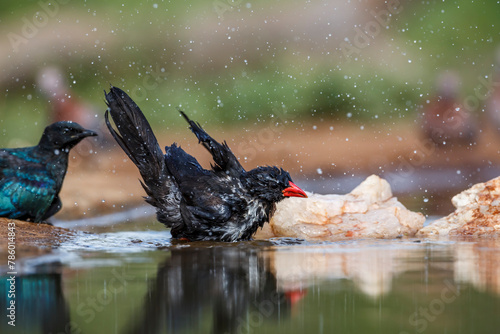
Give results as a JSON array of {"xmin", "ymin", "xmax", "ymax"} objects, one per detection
[
  {"xmin": 39, "ymin": 121, "xmax": 98, "ymax": 150},
  {"xmin": 243, "ymin": 166, "xmax": 307, "ymax": 203}
]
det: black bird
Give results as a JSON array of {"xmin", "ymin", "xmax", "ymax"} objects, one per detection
[
  {"xmin": 0, "ymin": 121, "xmax": 97, "ymax": 222},
  {"xmin": 104, "ymin": 86, "xmax": 307, "ymax": 242}
]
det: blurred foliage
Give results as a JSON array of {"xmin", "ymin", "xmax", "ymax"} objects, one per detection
[{"xmin": 0, "ymin": 0, "xmax": 499, "ymax": 146}]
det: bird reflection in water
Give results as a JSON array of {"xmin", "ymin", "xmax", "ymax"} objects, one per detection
[
  {"xmin": 0, "ymin": 272, "xmax": 72, "ymax": 334},
  {"xmin": 126, "ymin": 241, "xmax": 293, "ymax": 334}
]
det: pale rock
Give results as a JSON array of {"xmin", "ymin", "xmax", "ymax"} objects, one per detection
[
  {"xmin": 255, "ymin": 175, "xmax": 424, "ymax": 241},
  {"xmin": 418, "ymin": 176, "xmax": 500, "ymax": 237}
]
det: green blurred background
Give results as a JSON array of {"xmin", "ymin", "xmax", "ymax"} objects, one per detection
[{"xmin": 0, "ymin": 0, "xmax": 499, "ymax": 146}]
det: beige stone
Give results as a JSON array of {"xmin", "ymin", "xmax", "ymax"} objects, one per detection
[
  {"xmin": 418, "ymin": 176, "xmax": 500, "ymax": 237},
  {"xmin": 255, "ymin": 175, "xmax": 424, "ymax": 240}
]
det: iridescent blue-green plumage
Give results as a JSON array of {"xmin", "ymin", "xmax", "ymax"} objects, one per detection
[{"xmin": 0, "ymin": 121, "xmax": 97, "ymax": 223}]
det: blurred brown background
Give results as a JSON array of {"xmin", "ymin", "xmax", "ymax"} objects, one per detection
[{"xmin": 1, "ymin": 0, "xmax": 500, "ymax": 217}]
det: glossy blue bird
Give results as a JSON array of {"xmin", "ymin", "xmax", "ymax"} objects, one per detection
[{"xmin": 0, "ymin": 121, "xmax": 97, "ymax": 223}]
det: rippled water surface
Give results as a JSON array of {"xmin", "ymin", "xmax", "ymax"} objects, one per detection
[{"xmin": 2, "ymin": 216, "xmax": 500, "ymax": 334}]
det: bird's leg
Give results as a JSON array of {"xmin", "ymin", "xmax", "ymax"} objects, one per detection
[{"xmin": 38, "ymin": 220, "xmax": 54, "ymax": 226}]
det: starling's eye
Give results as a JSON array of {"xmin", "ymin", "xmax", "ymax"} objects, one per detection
[{"xmin": 62, "ymin": 128, "xmax": 74, "ymax": 135}]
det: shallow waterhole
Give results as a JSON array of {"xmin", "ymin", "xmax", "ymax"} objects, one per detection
[
  {"xmin": 2, "ymin": 211, "xmax": 500, "ymax": 334},
  {"xmin": 2, "ymin": 168, "xmax": 500, "ymax": 334}
]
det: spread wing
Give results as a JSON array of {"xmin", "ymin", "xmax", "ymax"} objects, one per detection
[
  {"xmin": 165, "ymin": 144, "xmax": 234, "ymax": 221},
  {"xmin": 165, "ymin": 144, "xmax": 246, "ymax": 239},
  {"xmin": 176, "ymin": 176, "xmax": 246, "ymax": 241},
  {"xmin": 179, "ymin": 111, "xmax": 245, "ymax": 177}
]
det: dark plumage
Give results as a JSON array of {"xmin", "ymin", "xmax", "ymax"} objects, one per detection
[
  {"xmin": 104, "ymin": 86, "xmax": 307, "ymax": 242},
  {"xmin": 0, "ymin": 122, "xmax": 97, "ymax": 222}
]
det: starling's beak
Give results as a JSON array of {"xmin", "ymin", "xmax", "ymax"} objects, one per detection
[
  {"xmin": 283, "ymin": 181, "xmax": 308, "ymax": 198},
  {"xmin": 79, "ymin": 129, "xmax": 99, "ymax": 139}
]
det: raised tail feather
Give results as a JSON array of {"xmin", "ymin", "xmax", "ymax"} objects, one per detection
[
  {"xmin": 104, "ymin": 86, "xmax": 165, "ymax": 183},
  {"xmin": 104, "ymin": 86, "xmax": 178, "ymax": 221}
]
